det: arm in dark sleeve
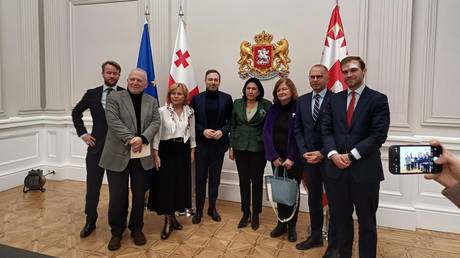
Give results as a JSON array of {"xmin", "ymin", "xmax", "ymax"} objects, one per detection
[
  {"xmin": 287, "ymin": 111, "xmax": 300, "ymax": 162},
  {"xmin": 72, "ymin": 90, "xmax": 90, "ymax": 137},
  {"xmin": 354, "ymin": 94, "xmax": 390, "ymax": 157},
  {"xmin": 219, "ymin": 95, "xmax": 233, "ymax": 135},
  {"xmin": 190, "ymin": 96, "xmax": 205, "ymax": 137},
  {"xmin": 294, "ymin": 100, "xmax": 307, "ymax": 155},
  {"xmin": 263, "ymin": 106, "xmax": 279, "ymax": 162},
  {"xmin": 321, "ymin": 98, "xmax": 336, "ymax": 154},
  {"xmin": 229, "ymin": 100, "xmax": 237, "ymax": 148}
]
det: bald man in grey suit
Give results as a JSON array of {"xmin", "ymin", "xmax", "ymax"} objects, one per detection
[{"xmin": 99, "ymin": 68, "xmax": 160, "ymax": 251}]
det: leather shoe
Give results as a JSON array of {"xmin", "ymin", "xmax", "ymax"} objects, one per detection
[
  {"xmin": 131, "ymin": 231, "xmax": 146, "ymax": 246},
  {"xmin": 270, "ymin": 223, "xmax": 287, "ymax": 238},
  {"xmin": 207, "ymin": 209, "xmax": 221, "ymax": 222},
  {"xmin": 251, "ymin": 213, "xmax": 259, "ymax": 230},
  {"xmin": 237, "ymin": 213, "xmax": 251, "ymax": 228},
  {"xmin": 287, "ymin": 226, "xmax": 297, "ymax": 242},
  {"xmin": 172, "ymin": 216, "xmax": 183, "ymax": 230},
  {"xmin": 192, "ymin": 210, "xmax": 203, "ymax": 224},
  {"xmin": 161, "ymin": 216, "xmax": 173, "ymax": 240},
  {"xmin": 79, "ymin": 223, "xmax": 95, "ymax": 238},
  {"xmin": 322, "ymin": 247, "xmax": 340, "ymax": 258},
  {"xmin": 295, "ymin": 237, "xmax": 323, "ymax": 250},
  {"xmin": 107, "ymin": 236, "xmax": 122, "ymax": 251}
]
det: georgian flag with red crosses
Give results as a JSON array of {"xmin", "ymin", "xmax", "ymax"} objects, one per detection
[
  {"xmin": 321, "ymin": 4, "xmax": 348, "ymax": 93},
  {"xmin": 168, "ymin": 18, "xmax": 199, "ymax": 101}
]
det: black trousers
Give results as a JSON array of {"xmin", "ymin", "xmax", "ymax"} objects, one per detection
[
  {"xmin": 84, "ymin": 151, "xmax": 105, "ymax": 224},
  {"xmin": 107, "ymin": 159, "xmax": 147, "ymax": 237},
  {"xmin": 271, "ymin": 164, "xmax": 302, "ymax": 227},
  {"xmin": 327, "ymin": 171, "xmax": 380, "ymax": 258},
  {"xmin": 304, "ymin": 162, "xmax": 337, "ymax": 247},
  {"xmin": 234, "ymin": 150, "xmax": 266, "ymax": 214},
  {"xmin": 195, "ymin": 143, "xmax": 226, "ymax": 212}
]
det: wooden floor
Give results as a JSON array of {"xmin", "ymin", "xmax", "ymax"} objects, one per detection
[{"xmin": 0, "ymin": 181, "xmax": 459, "ymax": 258}]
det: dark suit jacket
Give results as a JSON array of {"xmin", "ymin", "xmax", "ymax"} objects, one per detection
[
  {"xmin": 321, "ymin": 86, "xmax": 390, "ymax": 183},
  {"xmin": 190, "ymin": 91, "xmax": 233, "ymax": 150},
  {"xmin": 99, "ymin": 90, "xmax": 160, "ymax": 172},
  {"xmin": 294, "ymin": 91, "xmax": 331, "ymax": 157},
  {"xmin": 230, "ymin": 98, "xmax": 271, "ymax": 152},
  {"xmin": 72, "ymin": 85, "xmax": 124, "ymax": 154}
]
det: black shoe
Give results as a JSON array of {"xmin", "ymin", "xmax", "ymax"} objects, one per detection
[
  {"xmin": 322, "ymin": 247, "xmax": 340, "ymax": 258},
  {"xmin": 270, "ymin": 223, "xmax": 287, "ymax": 238},
  {"xmin": 131, "ymin": 231, "xmax": 146, "ymax": 246},
  {"xmin": 295, "ymin": 237, "xmax": 323, "ymax": 250},
  {"xmin": 80, "ymin": 223, "xmax": 95, "ymax": 238},
  {"xmin": 171, "ymin": 215, "xmax": 183, "ymax": 230},
  {"xmin": 161, "ymin": 216, "xmax": 173, "ymax": 240},
  {"xmin": 207, "ymin": 209, "xmax": 221, "ymax": 222},
  {"xmin": 108, "ymin": 236, "xmax": 122, "ymax": 251},
  {"xmin": 192, "ymin": 210, "xmax": 203, "ymax": 224},
  {"xmin": 237, "ymin": 213, "xmax": 251, "ymax": 229},
  {"xmin": 287, "ymin": 226, "xmax": 297, "ymax": 242},
  {"xmin": 251, "ymin": 213, "xmax": 259, "ymax": 231}
]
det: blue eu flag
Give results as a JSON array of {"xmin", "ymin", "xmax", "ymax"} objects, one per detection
[{"xmin": 137, "ymin": 21, "xmax": 158, "ymax": 100}]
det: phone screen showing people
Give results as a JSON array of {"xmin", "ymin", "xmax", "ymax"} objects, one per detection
[{"xmin": 389, "ymin": 145, "xmax": 442, "ymax": 174}]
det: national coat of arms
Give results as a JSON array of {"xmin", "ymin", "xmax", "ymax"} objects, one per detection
[{"xmin": 238, "ymin": 31, "xmax": 291, "ymax": 80}]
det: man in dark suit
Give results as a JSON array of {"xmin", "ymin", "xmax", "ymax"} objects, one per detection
[
  {"xmin": 99, "ymin": 68, "xmax": 160, "ymax": 251},
  {"xmin": 72, "ymin": 60, "xmax": 124, "ymax": 238},
  {"xmin": 190, "ymin": 69, "xmax": 233, "ymax": 224},
  {"xmin": 294, "ymin": 64, "xmax": 338, "ymax": 258},
  {"xmin": 322, "ymin": 56, "xmax": 390, "ymax": 258}
]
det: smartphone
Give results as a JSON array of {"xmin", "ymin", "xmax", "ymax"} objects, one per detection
[{"xmin": 388, "ymin": 145, "xmax": 443, "ymax": 174}]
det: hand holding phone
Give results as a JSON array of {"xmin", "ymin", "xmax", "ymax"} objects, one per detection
[{"xmin": 388, "ymin": 144, "xmax": 443, "ymax": 174}]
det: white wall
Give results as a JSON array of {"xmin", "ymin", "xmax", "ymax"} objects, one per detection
[{"xmin": 0, "ymin": 0, "xmax": 459, "ymax": 234}]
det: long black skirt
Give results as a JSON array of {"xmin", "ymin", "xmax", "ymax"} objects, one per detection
[{"xmin": 148, "ymin": 139, "xmax": 192, "ymax": 215}]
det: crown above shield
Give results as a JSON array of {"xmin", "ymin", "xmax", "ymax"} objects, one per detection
[{"xmin": 238, "ymin": 31, "xmax": 291, "ymax": 80}]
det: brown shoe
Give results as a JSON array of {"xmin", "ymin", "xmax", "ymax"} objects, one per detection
[{"xmin": 131, "ymin": 231, "xmax": 146, "ymax": 246}]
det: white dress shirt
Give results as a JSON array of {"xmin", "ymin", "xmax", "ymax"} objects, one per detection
[{"xmin": 153, "ymin": 104, "xmax": 197, "ymax": 150}]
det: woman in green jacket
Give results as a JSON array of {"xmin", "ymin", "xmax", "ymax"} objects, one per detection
[{"xmin": 229, "ymin": 77, "xmax": 271, "ymax": 230}]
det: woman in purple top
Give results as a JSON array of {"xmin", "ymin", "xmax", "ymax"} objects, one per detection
[{"xmin": 263, "ymin": 78, "xmax": 302, "ymax": 242}]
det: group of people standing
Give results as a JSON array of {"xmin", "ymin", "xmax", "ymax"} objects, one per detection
[
  {"xmin": 404, "ymin": 152, "xmax": 432, "ymax": 172},
  {"xmin": 72, "ymin": 55, "xmax": 390, "ymax": 258}
]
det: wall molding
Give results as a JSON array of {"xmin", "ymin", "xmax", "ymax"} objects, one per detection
[
  {"xmin": 42, "ymin": 0, "xmax": 69, "ymax": 113},
  {"xmin": 375, "ymin": 0, "xmax": 413, "ymax": 132},
  {"xmin": 420, "ymin": 0, "xmax": 460, "ymax": 127},
  {"xmin": 17, "ymin": 0, "xmax": 42, "ymax": 114}
]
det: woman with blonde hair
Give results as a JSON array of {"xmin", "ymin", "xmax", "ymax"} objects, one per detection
[{"xmin": 148, "ymin": 83, "xmax": 195, "ymax": 240}]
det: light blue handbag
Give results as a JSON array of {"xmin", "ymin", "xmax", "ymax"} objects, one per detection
[
  {"xmin": 266, "ymin": 166, "xmax": 298, "ymax": 205},
  {"xmin": 265, "ymin": 167, "xmax": 299, "ymax": 222}
]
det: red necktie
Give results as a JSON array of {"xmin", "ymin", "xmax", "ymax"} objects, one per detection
[{"xmin": 346, "ymin": 91, "xmax": 356, "ymax": 127}]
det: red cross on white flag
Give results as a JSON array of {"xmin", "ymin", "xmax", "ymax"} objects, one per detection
[
  {"xmin": 320, "ymin": 4, "xmax": 348, "ymax": 93},
  {"xmin": 169, "ymin": 18, "xmax": 199, "ymax": 100}
]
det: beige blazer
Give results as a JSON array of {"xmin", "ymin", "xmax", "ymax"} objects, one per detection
[{"xmin": 99, "ymin": 90, "xmax": 160, "ymax": 172}]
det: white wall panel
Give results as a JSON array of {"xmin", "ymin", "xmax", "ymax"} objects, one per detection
[
  {"xmin": 0, "ymin": 132, "xmax": 39, "ymax": 168},
  {"xmin": 70, "ymin": 0, "xmax": 141, "ymax": 106}
]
